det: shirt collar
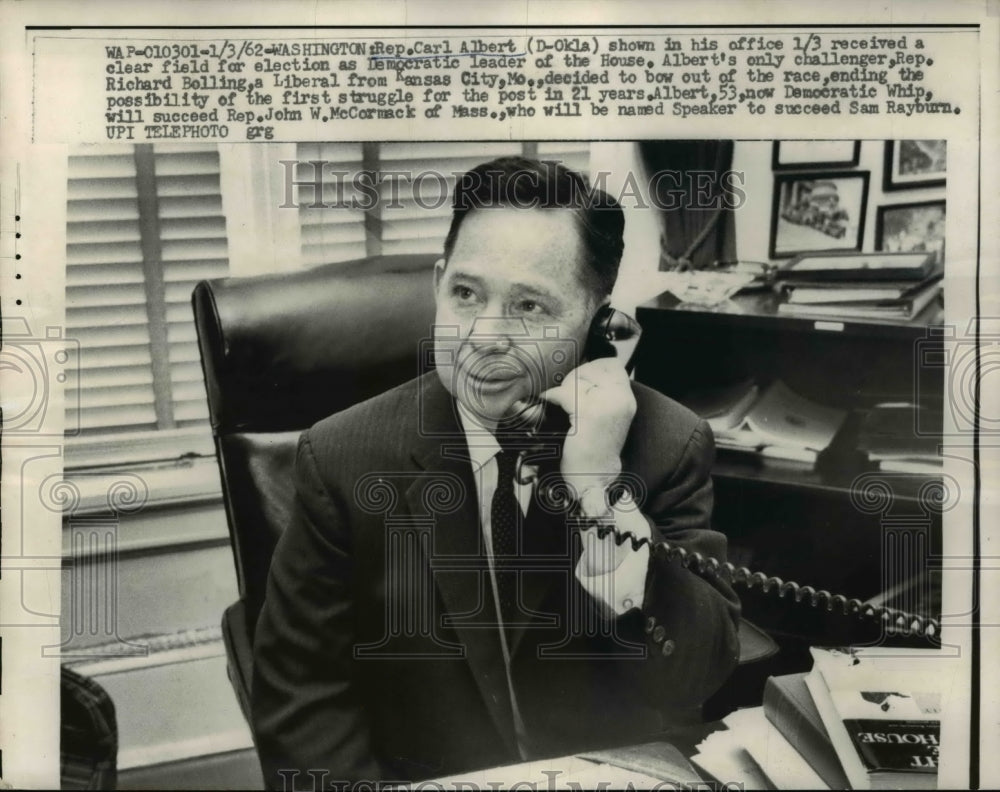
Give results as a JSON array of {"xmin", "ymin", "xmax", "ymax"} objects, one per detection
[
  {"xmin": 456, "ymin": 400, "xmax": 502, "ymax": 472},
  {"xmin": 456, "ymin": 400, "xmax": 541, "ymax": 487}
]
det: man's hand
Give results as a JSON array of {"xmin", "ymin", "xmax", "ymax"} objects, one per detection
[{"xmin": 540, "ymin": 356, "xmax": 636, "ymax": 506}]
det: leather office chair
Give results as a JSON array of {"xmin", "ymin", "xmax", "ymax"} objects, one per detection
[
  {"xmin": 193, "ymin": 254, "xmax": 777, "ymax": 728},
  {"xmin": 193, "ymin": 253, "xmax": 440, "ymax": 723}
]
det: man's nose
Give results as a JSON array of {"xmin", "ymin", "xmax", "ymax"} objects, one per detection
[{"xmin": 467, "ymin": 314, "xmax": 528, "ymax": 349}]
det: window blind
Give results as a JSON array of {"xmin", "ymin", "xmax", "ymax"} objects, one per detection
[
  {"xmin": 156, "ymin": 145, "xmax": 230, "ymax": 427},
  {"xmin": 295, "ymin": 142, "xmax": 592, "ymax": 265},
  {"xmin": 295, "ymin": 142, "xmax": 367, "ymax": 267},
  {"xmin": 65, "ymin": 144, "xmax": 228, "ymax": 438}
]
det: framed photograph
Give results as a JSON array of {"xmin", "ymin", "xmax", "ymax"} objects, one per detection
[
  {"xmin": 883, "ymin": 140, "xmax": 947, "ymax": 190},
  {"xmin": 769, "ymin": 171, "xmax": 870, "ymax": 259},
  {"xmin": 876, "ymin": 200, "xmax": 947, "ymax": 266},
  {"xmin": 772, "ymin": 140, "xmax": 861, "ymax": 170}
]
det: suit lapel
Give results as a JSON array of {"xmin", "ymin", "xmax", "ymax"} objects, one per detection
[{"xmin": 404, "ymin": 375, "xmax": 519, "ymax": 756}]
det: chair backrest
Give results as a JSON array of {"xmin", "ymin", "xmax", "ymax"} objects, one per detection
[{"xmin": 193, "ymin": 254, "xmax": 439, "ymax": 634}]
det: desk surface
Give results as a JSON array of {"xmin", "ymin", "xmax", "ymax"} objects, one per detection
[{"xmin": 426, "ymin": 732, "xmax": 721, "ymax": 789}]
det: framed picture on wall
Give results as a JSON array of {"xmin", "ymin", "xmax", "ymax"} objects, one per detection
[
  {"xmin": 883, "ymin": 140, "xmax": 947, "ymax": 190},
  {"xmin": 772, "ymin": 140, "xmax": 861, "ymax": 170},
  {"xmin": 876, "ymin": 200, "xmax": 946, "ymax": 266},
  {"xmin": 769, "ymin": 171, "xmax": 870, "ymax": 259}
]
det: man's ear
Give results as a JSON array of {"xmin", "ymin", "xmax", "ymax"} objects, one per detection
[{"xmin": 433, "ymin": 257, "xmax": 446, "ymax": 292}]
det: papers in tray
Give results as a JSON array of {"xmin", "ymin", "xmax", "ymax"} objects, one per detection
[{"xmin": 685, "ymin": 379, "xmax": 847, "ymax": 464}]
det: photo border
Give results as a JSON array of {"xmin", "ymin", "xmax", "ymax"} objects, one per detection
[
  {"xmin": 883, "ymin": 140, "xmax": 948, "ymax": 191},
  {"xmin": 771, "ymin": 140, "xmax": 861, "ymax": 171},
  {"xmin": 875, "ymin": 199, "xmax": 947, "ymax": 263},
  {"xmin": 769, "ymin": 170, "xmax": 870, "ymax": 260}
]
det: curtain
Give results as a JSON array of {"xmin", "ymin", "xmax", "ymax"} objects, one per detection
[{"xmin": 638, "ymin": 140, "xmax": 737, "ymax": 271}]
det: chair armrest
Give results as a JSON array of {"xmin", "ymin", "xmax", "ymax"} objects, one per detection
[
  {"xmin": 222, "ymin": 599, "xmax": 255, "ymax": 731},
  {"xmin": 737, "ymin": 617, "xmax": 779, "ymax": 665}
]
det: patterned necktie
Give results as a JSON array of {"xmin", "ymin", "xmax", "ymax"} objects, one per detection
[{"xmin": 491, "ymin": 448, "xmax": 521, "ymax": 637}]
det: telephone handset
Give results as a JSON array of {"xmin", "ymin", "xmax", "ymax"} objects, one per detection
[
  {"xmin": 504, "ymin": 306, "xmax": 941, "ymax": 641},
  {"xmin": 584, "ymin": 303, "xmax": 643, "ymax": 368},
  {"xmin": 508, "ymin": 304, "xmax": 643, "ymax": 441}
]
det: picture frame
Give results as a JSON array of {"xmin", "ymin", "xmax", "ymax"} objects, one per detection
[
  {"xmin": 772, "ymin": 140, "xmax": 861, "ymax": 170},
  {"xmin": 769, "ymin": 171, "xmax": 870, "ymax": 259},
  {"xmin": 875, "ymin": 200, "xmax": 947, "ymax": 266},
  {"xmin": 883, "ymin": 140, "xmax": 947, "ymax": 191}
]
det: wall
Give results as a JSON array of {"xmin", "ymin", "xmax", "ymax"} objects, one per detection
[
  {"xmin": 590, "ymin": 141, "xmax": 691, "ymax": 316},
  {"xmin": 62, "ymin": 501, "xmax": 255, "ymax": 773}
]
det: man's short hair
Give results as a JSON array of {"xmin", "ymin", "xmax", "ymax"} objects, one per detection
[{"xmin": 442, "ymin": 156, "xmax": 625, "ymax": 298}]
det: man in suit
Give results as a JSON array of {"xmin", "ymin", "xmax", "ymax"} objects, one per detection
[{"xmin": 252, "ymin": 157, "xmax": 741, "ymax": 788}]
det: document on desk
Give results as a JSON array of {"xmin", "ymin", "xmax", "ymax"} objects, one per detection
[
  {"xmin": 691, "ymin": 728, "xmax": 772, "ymax": 791},
  {"xmin": 553, "ymin": 763, "xmax": 667, "ymax": 789},
  {"xmin": 577, "ymin": 740, "xmax": 706, "ymax": 786},
  {"xmin": 725, "ymin": 706, "xmax": 829, "ymax": 790},
  {"xmin": 427, "ymin": 755, "xmax": 665, "ymax": 790}
]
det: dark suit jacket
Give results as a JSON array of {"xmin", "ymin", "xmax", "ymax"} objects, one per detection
[{"xmin": 252, "ymin": 372, "xmax": 740, "ymax": 787}]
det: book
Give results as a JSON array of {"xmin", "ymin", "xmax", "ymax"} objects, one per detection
[
  {"xmin": 777, "ymin": 252, "xmax": 936, "ymax": 283},
  {"xmin": 875, "ymin": 457, "xmax": 943, "ymax": 475},
  {"xmin": 715, "ymin": 380, "xmax": 847, "ymax": 456},
  {"xmin": 857, "ymin": 402, "xmax": 943, "ymax": 474},
  {"xmin": 764, "ymin": 673, "xmax": 851, "ymax": 790},
  {"xmin": 781, "ymin": 271, "xmax": 943, "ymax": 305},
  {"xmin": 759, "ymin": 444, "xmax": 819, "ymax": 464},
  {"xmin": 867, "ymin": 447, "xmax": 942, "ymax": 463},
  {"xmin": 725, "ymin": 705, "xmax": 830, "ymax": 789},
  {"xmin": 777, "ymin": 281, "xmax": 943, "ymax": 321},
  {"xmin": 806, "ymin": 647, "xmax": 947, "ymax": 790}
]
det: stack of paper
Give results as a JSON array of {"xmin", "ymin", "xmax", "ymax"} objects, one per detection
[
  {"xmin": 708, "ymin": 380, "xmax": 847, "ymax": 465},
  {"xmin": 691, "ymin": 723, "xmax": 772, "ymax": 790},
  {"xmin": 857, "ymin": 403, "xmax": 943, "ymax": 475},
  {"xmin": 725, "ymin": 707, "xmax": 830, "ymax": 789}
]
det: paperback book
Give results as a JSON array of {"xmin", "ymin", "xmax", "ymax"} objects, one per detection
[{"xmin": 805, "ymin": 647, "xmax": 948, "ymax": 790}]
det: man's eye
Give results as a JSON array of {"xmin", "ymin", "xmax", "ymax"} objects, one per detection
[
  {"xmin": 452, "ymin": 285, "xmax": 477, "ymax": 302},
  {"xmin": 517, "ymin": 299, "xmax": 544, "ymax": 314}
]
